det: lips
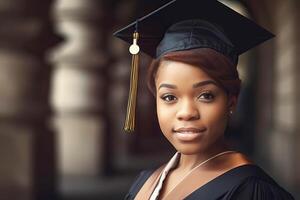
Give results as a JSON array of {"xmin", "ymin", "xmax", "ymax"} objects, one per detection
[{"xmin": 173, "ymin": 127, "xmax": 206, "ymax": 141}]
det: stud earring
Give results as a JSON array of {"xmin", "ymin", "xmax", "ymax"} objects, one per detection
[{"xmin": 229, "ymin": 110, "xmax": 233, "ymax": 115}]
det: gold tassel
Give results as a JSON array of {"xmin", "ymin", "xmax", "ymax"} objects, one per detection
[{"xmin": 124, "ymin": 31, "xmax": 140, "ymax": 132}]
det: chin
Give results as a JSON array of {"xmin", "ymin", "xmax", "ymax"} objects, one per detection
[{"xmin": 173, "ymin": 143, "xmax": 203, "ymax": 155}]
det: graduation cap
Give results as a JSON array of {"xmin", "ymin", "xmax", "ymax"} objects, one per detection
[{"xmin": 113, "ymin": 0, "xmax": 274, "ymax": 133}]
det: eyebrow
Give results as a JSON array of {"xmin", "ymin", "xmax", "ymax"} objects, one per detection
[
  {"xmin": 158, "ymin": 80, "xmax": 217, "ymax": 90},
  {"xmin": 158, "ymin": 83, "xmax": 177, "ymax": 90},
  {"xmin": 193, "ymin": 80, "xmax": 218, "ymax": 88}
]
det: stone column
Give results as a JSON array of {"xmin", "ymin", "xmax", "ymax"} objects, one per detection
[
  {"xmin": 271, "ymin": 0, "xmax": 299, "ymax": 195},
  {"xmin": 0, "ymin": 0, "xmax": 59, "ymax": 200},
  {"xmin": 50, "ymin": 0, "xmax": 109, "ymax": 183},
  {"xmin": 251, "ymin": 0, "xmax": 300, "ymax": 197}
]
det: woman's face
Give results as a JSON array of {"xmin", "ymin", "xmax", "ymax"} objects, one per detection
[{"xmin": 155, "ymin": 60, "xmax": 235, "ymax": 155}]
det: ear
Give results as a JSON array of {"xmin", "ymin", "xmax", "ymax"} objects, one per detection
[{"xmin": 227, "ymin": 95, "xmax": 238, "ymax": 112}]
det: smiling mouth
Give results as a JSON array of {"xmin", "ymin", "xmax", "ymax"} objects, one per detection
[{"xmin": 173, "ymin": 127, "xmax": 206, "ymax": 141}]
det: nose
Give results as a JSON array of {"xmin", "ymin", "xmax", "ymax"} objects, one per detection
[{"xmin": 176, "ymin": 99, "xmax": 200, "ymax": 121}]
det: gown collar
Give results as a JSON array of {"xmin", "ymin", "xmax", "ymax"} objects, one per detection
[{"xmin": 134, "ymin": 152, "xmax": 255, "ymax": 200}]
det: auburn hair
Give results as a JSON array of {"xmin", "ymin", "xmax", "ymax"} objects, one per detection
[{"xmin": 147, "ymin": 48, "xmax": 241, "ymax": 97}]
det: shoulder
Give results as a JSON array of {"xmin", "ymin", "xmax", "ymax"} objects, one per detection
[
  {"xmin": 124, "ymin": 163, "xmax": 167, "ymax": 200},
  {"xmin": 124, "ymin": 169, "xmax": 156, "ymax": 200},
  {"xmin": 228, "ymin": 165, "xmax": 294, "ymax": 200}
]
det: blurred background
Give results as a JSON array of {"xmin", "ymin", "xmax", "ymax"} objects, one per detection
[{"xmin": 0, "ymin": 0, "xmax": 299, "ymax": 199}]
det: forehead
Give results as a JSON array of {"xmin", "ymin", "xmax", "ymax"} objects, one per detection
[{"xmin": 156, "ymin": 60, "xmax": 213, "ymax": 83}]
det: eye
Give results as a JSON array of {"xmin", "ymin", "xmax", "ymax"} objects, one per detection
[
  {"xmin": 160, "ymin": 94, "xmax": 177, "ymax": 103},
  {"xmin": 198, "ymin": 92, "xmax": 215, "ymax": 102}
]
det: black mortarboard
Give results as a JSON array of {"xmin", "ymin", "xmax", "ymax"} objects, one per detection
[{"xmin": 113, "ymin": 0, "xmax": 274, "ymax": 132}]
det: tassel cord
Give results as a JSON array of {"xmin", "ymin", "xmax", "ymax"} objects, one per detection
[{"xmin": 124, "ymin": 53, "xmax": 139, "ymax": 132}]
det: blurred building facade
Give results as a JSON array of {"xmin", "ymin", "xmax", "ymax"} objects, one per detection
[{"xmin": 0, "ymin": 0, "xmax": 299, "ymax": 200}]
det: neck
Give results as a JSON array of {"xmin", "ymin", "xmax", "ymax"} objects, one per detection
[{"xmin": 178, "ymin": 140, "xmax": 230, "ymax": 171}]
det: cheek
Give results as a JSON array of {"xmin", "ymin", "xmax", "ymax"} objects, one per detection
[
  {"xmin": 202, "ymin": 101, "xmax": 228, "ymax": 131},
  {"xmin": 156, "ymin": 99, "xmax": 174, "ymax": 136}
]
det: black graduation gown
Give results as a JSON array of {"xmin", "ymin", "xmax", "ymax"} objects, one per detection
[{"xmin": 124, "ymin": 165, "xmax": 294, "ymax": 200}]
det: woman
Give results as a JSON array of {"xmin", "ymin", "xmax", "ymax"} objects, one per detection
[{"xmin": 114, "ymin": 0, "xmax": 294, "ymax": 199}]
